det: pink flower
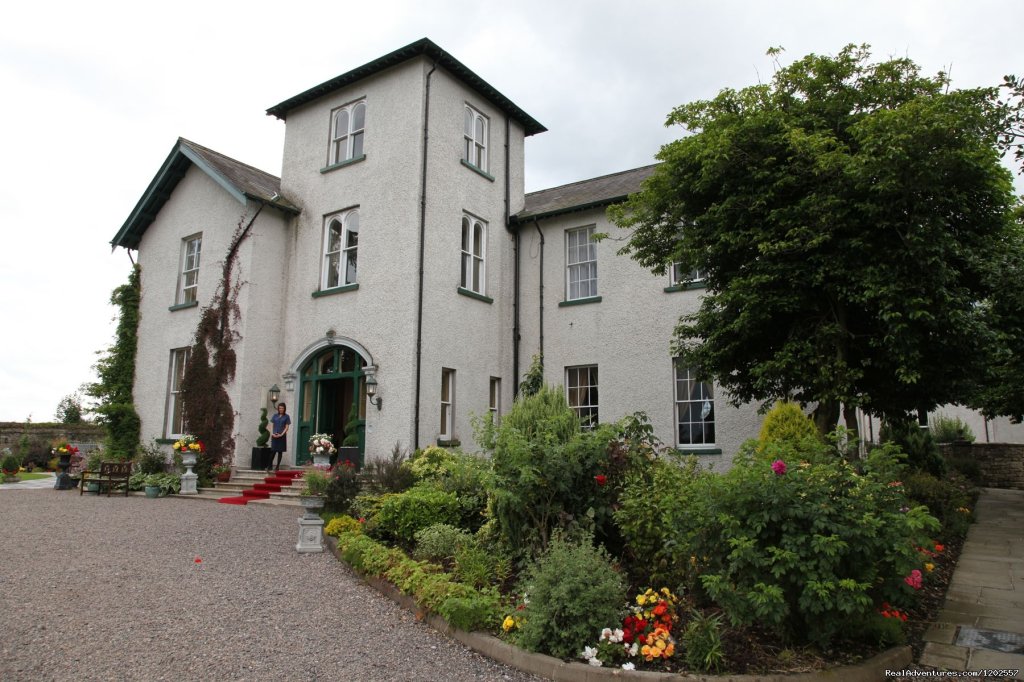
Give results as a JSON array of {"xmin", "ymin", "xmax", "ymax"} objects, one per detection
[
  {"xmin": 904, "ymin": 569, "xmax": 922, "ymax": 590},
  {"xmin": 771, "ymin": 460, "xmax": 787, "ymax": 476}
]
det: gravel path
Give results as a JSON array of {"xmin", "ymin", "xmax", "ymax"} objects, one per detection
[{"xmin": 0, "ymin": 490, "xmax": 544, "ymax": 682}]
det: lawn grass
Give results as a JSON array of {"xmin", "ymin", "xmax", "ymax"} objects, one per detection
[{"xmin": 1, "ymin": 472, "xmax": 53, "ymax": 483}]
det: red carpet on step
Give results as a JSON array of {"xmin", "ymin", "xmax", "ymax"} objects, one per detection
[{"xmin": 218, "ymin": 469, "xmax": 304, "ymax": 505}]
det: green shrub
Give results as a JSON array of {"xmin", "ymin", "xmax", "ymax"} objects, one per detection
[
  {"xmin": 682, "ymin": 610, "xmax": 725, "ymax": 673},
  {"xmin": 324, "ymin": 460, "xmax": 361, "ymax": 514},
  {"xmin": 413, "ymin": 523, "xmax": 472, "ymax": 564},
  {"xmin": 420, "ymin": 451, "xmax": 490, "ymax": 532},
  {"xmin": 881, "ymin": 419, "xmax": 946, "ymax": 477},
  {"xmin": 614, "ymin": 456, "xmax": 709, "ymax": 590},
  {"xmin": 136, "ymin": 440, "xmax": 167, "ymax": 474},
  {"xmin": 365, "ymin": 443, "xmax": 416, "ymax": 493},
  {"xmin": 487, "ymin": 385, "xmax": 632, "ymax": 559},
  {"xmin": 325, "ymin": 515, "xmax": 364, "ymax": 537},
  {"xmin": 516, "ymin": 534, "xmax": 627, "ymax": 659},
  {"xmin": 437, "ymin": 590, "xmax": 502, "ymax": 632},
  {"xmin": 930, "ymin": 414, "xmax": 975, "ymax": 443},
  {"xmin": 902, "ymin": 470, "xmax": 977, "ymax": 539},
  {"xmin": 350, "ymin": 493, "xmax": 397, "ymax": 523},
  {"xmin": 373, "ymin": 486, "xmax": 461, "ymax": 545},
  {"xmin": 758, "ymin": 401, "xmax": 819, "ymax": 450},
  {"xmin": 695, "ymin": 441, "xmax": 938, "ymax": 646},
  {"xmin": 408, "ymin": 445, "xmax": 456, "ymax": 480},
  {"xmin": 454, "ymin": 539, "xmax": 510, "ymax": 590},
  {"xmin": 1, "ymin": 451, "xmax": 22, "ymax": 473},
  {"xmin": 946, "ymin": 452, "xmax": 983, "ymax": 484}
]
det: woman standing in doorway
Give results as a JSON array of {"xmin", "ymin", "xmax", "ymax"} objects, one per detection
[{"xmin": 269, "ymin": 403, "xmax": 291, "ymax": 472}]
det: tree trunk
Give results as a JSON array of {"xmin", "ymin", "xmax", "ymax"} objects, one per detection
[{"xmin": 813, "ymin": 400, "xmax": 840, "ymax": 436}]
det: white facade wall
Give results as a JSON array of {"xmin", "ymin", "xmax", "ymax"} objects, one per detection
[
  {"xmin": 134, "ymin": 166, "xmax": 292, "ymax": 463},
  {"xmin": 517, "ymin": 207, "xmax": 763, "ymax": 469}
]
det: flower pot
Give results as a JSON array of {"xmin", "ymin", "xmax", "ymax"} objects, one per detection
[
  {"xmin": 312, "ymin": 454, "xmax": 330, "ymax": 467},
  {"xmin": 215, "ymin": 470, "xmax": 231, "ymax": 483},
  {"xmin": 251, "ymin": 447, "xmax": 273, "ymax": 470},
  {"xmin": 144, "ymin": 485, "xmax": 161, "ymax": 498},
  {"xmin": 335, "ymin": 446, "xmax": 361, "ymax": 469},
  {"xmin": 86, "ymin": 482, "xmax": 100, "ymax": 493},
  {"xmin": 299, "ymin": 495, "xmax": 325, "ymax": 520}
]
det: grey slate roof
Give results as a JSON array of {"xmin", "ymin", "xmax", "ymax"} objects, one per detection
[
  {"xmin": 111, "ymin": 138, "xmax": 298, "ymax": 249},
  {"xmin": 513, "ymin": 164, "xmax": 658, "ymax": 223},
  {"xmin": 266, "ymin": 38, "xmax": 546, "ymax": 137}
]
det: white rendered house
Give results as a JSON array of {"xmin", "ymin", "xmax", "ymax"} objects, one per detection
[{"xmin": 110, "ymin": 39, "xmax": 801, "ymax": 469}]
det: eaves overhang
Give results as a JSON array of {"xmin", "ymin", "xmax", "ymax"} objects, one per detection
[
  {"xmin": 111, "ymin": 138, "xmax": 299, "ymax": 250},
  {"xmin": 266, "ymin": 38, "xmax": 547, "ymax": 137}
]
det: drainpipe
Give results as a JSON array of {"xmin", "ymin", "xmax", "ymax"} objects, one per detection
[
  {"xmin": 533, "ymin": 219, "xmax": 544, "ymax": 360},
  {"xmin": 413, "ymin": 62, "xmax": 437, "ymax": 450},
  {"xmin": 504, "ymin": 115, "xmax": 520, "ymax": 395}
]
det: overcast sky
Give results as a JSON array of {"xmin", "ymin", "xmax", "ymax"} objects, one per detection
[{"xmin": 1, "ymin": 0, "xmax": 1020, "ymax": 423}]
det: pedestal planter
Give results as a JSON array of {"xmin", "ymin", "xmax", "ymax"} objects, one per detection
[
  {"xmin": 54, "ymin": 453, "xmax": 76, "ymax": 490},
  {"xmin": 312, "ymin": 454, "xmax": 330, "ymax": 467},
  {"xmin": 251, "ymin": 447, "xmax": 273, "ymax": 470},
  {"xmin": 296, "ymin": 495, "xmax": 325, "ymax": 553},
  {"xmin": 180, "ymin": 452, "xmax": 198, "ymax": 495},
  {"xmin": 335, "ymin": 446, "xmax": 361, "ymax": 469}
]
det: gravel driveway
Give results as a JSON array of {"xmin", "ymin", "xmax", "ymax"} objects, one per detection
[{"xmin": 0, "ymin": 490, "xmax": 543, "ymax": 682}]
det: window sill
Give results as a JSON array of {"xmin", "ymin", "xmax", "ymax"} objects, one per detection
[
  {"xmin": 559, "ymin": 296, "xmax": 602, "ymax": 307},
  {"xmin": 664, "ymin": 281, "xmax": 706, "ymax": 293},
  {"xmin": 312, "ymin": 283, "xmax": 359, "ymax": 298},
  {"xmin": 676, "ymin": 447, "xmax": 722, "ymax": 455},
  {"xmin": 320, "ymin": 154, "xmax": 367, "ymax": 174},
  {"xmin": 436, "ymin": 439, "xmax": 461, "ymax": 448},
  {"xmin": 168, "ymin": 301, "xmax": 198, "ymax": 312},
  {"xmin": 457, "ymin": 287, "xmax": 493, "ymax": 304},
  {"xmin": 460, "ymin": 159, "xmax": 494, "ymax": 182}
]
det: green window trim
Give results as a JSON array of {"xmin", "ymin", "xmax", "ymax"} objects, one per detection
[
  {"xmin": 320, "ymin": 154, "xmax": 367, "ymax": 174},
  {"xmin": 168, "ymin": 301, "xmax": 198, "ymax": 312},
  {"xmin": 155, "ymin": 438, "xmax": 177, "ymax": 445},
  {"xmin": 457, "ymin": 287, "xmax": 493, "ymax": 304},
  {"xmin": 676, "ymin": 447, "xmax": 722, "ymax": 455},
  {"xmin": 460, "ymin": 159, "xmax": 495, "ymax": 182},
  {"xmin": 436, "ymin": 439, "xmax": 461, "ymax": 448},
  {"xmin": 559, "ymin": 296, "xmax": 602, "ymax": 307},
  {"xmin": 664, "ymin": 281, "xmax": 706, "ymax": 293},
  {"xmin": 312, "ymin": 283, "xmax": 360, "ymax": 298}
]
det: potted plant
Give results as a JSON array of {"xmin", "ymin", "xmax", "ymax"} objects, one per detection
[
  {"xmin": 299, "ymin": 467, "xmax": 330, "ymax": 519},
  {"xmin": 143, "ymin": 474, "xmax": 162, "ymax": 498},
  {"xmin": 82, "ymin": 451, "xmax": 104, "ymax": 492},
  {"xmin": 172, "ymin": 435, "xmax": 204, "ymax": 465},
  {"xmin": 251, "ymin": 408, "xmax": 274, "ymax": 470},
  {"xmin": 307, "ymin": 433, "xmax": 336, "ymax": 467},
  {"xmin": 212, "ymin": 463, "xmax": 231, "ymax": 483},
  {"xmin": 1, "ymin": 451, "xmax": 21, "ymax": 482},
  {"xmin": 337, "ymin": 402, "xmax": 362, "ymax": 467}
]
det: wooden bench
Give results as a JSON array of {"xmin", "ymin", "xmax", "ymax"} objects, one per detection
[{"xmin": 80, "ymin": 461, "xmax": 132, "ymax": 497}]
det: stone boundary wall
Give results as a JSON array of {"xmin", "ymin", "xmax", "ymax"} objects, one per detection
[
  {"xmin": 941, "ymin": 442, "xmax": 1024, "ymax": 490},
  {"xmin": 0, "ymin": 422, "xmax": 106, "ymax": 451}
]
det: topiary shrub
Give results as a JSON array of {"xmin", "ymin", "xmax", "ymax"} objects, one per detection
[
  {"xmin": 516, "ymin": 534, "xmax": 627, "ymax": 659},
  {"xmin": 256, "ymin": 408, "xmax": 270, "ymax": 447},
  {"xmin": 757, "ymin": 401, "xmax": 820, "ymax": 450},
  {"xmin": 372, "ymin": 486, "xmax": 461, "ymax": 545}
]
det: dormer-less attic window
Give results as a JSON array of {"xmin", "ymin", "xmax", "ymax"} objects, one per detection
[{"xmin": 330, "ymin": 100, "xmax": 366, "ymax": 165}]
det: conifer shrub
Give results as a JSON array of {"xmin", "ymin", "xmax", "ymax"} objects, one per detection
[
  {"xmin": 757, "ymin": 401, "xmax": 820, "ymax": 449},
  {"xmin": 516, "ymin": 534, "xmax": 626, "ymax": 659}
]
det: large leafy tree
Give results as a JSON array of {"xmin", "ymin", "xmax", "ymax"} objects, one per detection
[{"xmin": 611, "ymin": 45, "xmax": 1021, "ymax": 432}]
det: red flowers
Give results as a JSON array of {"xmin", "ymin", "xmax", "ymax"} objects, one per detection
[
  {"xmin": 904, "ymin": 569, "xmax": 923, "ymax": 590},
  {"xmin": 594, "ymin": 474, "xmax": 607, "ymax": 486},
  {"xmin": 771, "ymin": 459, "xmax": 787, "ymax": 476},
  {"xmin": 879, "ymin": 602, "xmax": 908, "ymax": 622}
]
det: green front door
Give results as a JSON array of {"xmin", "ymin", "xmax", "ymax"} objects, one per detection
[{"xmin": 296, "ymin": 346, "xmax": 367, "ymax": 466}]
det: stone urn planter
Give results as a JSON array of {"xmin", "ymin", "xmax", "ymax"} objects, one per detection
[{"xmin": 296, "ymin": 495, "xmax": 326, "ymax": 553}]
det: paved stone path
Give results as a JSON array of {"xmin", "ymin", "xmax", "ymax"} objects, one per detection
[
  {"xmin": 920, "ymin": 487, "xmax": 1024, "ymax": 677},
  {"xmin": 0, "ymin": 473, "xmax": 57, "ymax": 489}
]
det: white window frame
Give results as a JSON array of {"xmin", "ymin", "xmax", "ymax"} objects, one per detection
[
  {"xmin": 440, "ymin": 368, "xmax": 456, "ymax": 441},
  {"xmin": 321, "ymin": 209, "xmax": 359, "ymax": 289},
  {"xmin": 177, "ymin": 234, "xmax": 202, "ymax": 304},
  {"xmin": 165, "ymin": 347, "xmax": 191, "ymax": 438},
  {"xmin": 489, "ymin": 377, "xmax": 501, "ymax": 423},
  {"xmin": 460, "ymin": 214, "xmax": 487, "ymax": 294},
  {"xmin": 670, "ymin": 262, "xmax": 704, "ymax": 287},
  {"xmin": 463, "ymin": 104, "xmax": 488, "ymax": 170},
  {"xmin": 566, "ymin": 365, "xmax": 598, "ymax": 429},
  {"xmin": 566, "ymin": 226, "xmax": 598, "ymax": 301},
  {"xmin": 329, "ymin": 99, "xmax": 366, "ymax": 165},
  {"xmin": 674, "ymin": 361, "xmax": 716, "ymax": 448}
]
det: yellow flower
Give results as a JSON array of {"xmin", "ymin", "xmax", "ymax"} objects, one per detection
[
  {"xmin": 636, "ymin": 594, "xmax": 647, "ymax": 606},
  {"xmin": 502, "ymin": 616, "xmax": 515, "ymax": 632},
  {"xmin": 173, "ymin": 441, "xmax": 182, "ymax": 450},
  {"xmin": 924, "ymin": 562, "xmax": 935, "ymax": 573}
]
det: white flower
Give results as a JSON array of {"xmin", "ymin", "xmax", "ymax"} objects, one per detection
[
  {"xmin": 611, "ymin": 628, "xmax": 624, "ymax": 643},
  {"xmin": 627, "ymin": 643, "xmax": 639, "ymax": 657},
  {"xmin": 581, "ymin": 646, "xmax": 598, "ymax": 661},
  {"xmin": 588, "ymin": 657, "xmax": 603, "ymax": 667},
  {"xmin": 622, "ymin": 662, "xmax": 636, "ymax": 671},
  {"xmin": 600, "ymin": 628, "xmax": 613, "ymax": 641}
]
